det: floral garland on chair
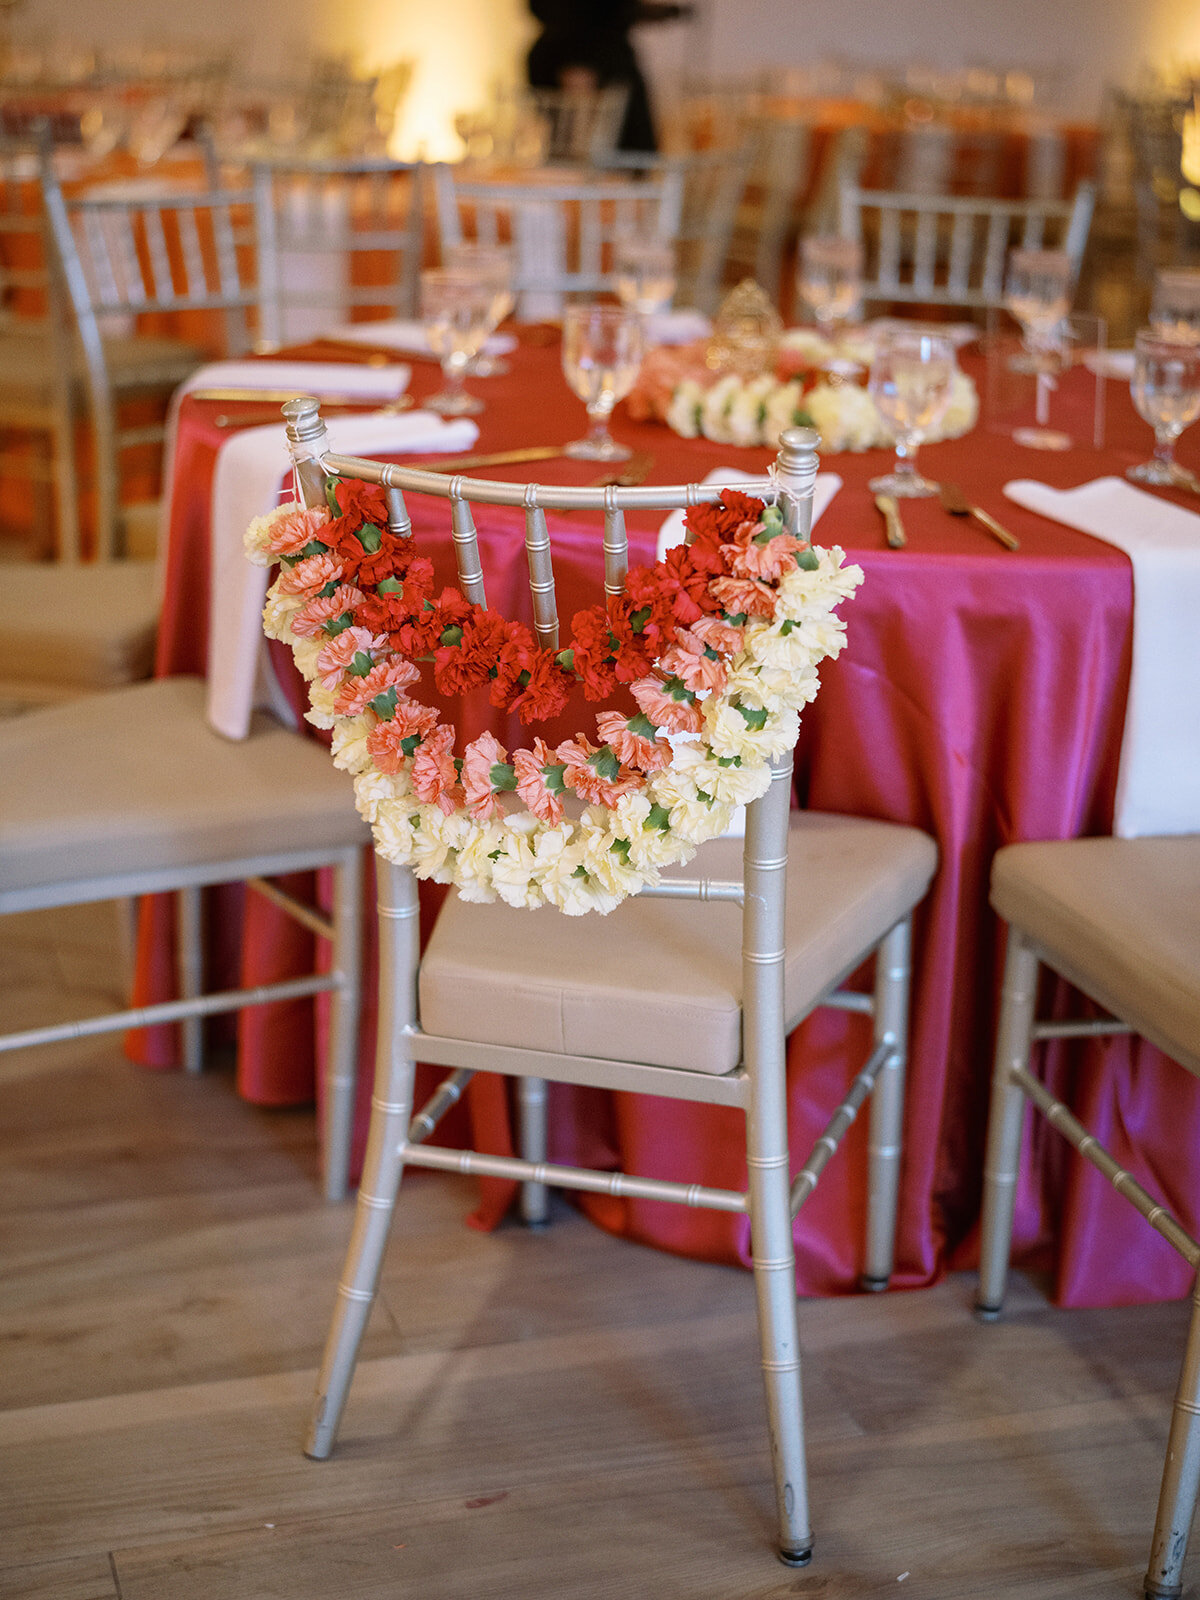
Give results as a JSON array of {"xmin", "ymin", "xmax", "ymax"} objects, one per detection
[{"xmin": 246, "ymin": 478, "xmax": 863, "ymax": 914}]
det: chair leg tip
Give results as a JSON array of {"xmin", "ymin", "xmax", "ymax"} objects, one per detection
[
  {"xmin": 1144, "ymin": 1583, "xmax": 1183, "ymax": 1600},
  {"xmin": 974, "ymin": 1301, "xmax": 1003, "ymax": 1323},
  {"xmin": 777, "ymin": 1542, "xmax": 813, "ymax": 1568},
  {"xmin": 859, "ymin": 1273, "xmax": 889, "ymax": 1293}
]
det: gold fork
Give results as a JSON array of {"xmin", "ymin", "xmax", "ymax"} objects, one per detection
[{"xmin": 590, "ymin": 451, "xmax": 654, "ymax": 488}]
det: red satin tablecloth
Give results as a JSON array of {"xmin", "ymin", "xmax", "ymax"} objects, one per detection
[{"xmin": 142, "ymin": 329, "xmax": 1200, "ymax": 1309}]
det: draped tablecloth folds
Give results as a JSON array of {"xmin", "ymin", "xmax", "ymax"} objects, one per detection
[
  {"xmin": 142, "ymin": 336, "xmax": 1200, "ymax": 1312},
  {"xmin": 1003, "ymin": 476, "xmax": 1200, "ymax": 838}
]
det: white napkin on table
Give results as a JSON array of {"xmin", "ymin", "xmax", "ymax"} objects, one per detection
[
  {"xmin": 156, "ymin": 359, "xmax": 412, "ymax": 593},
  {"xmin": 645, "ymin": 308, "xmax": 712, "ymax": 346},
  {"xmin": 656, "ymin": 466, "xmax": 844, "ymax": 561},
  {"xmin": 1003, "ymin": 475, "xmax": 1200, "ymax": 837},
  {"xmin": 207, "ymin": 409, "xmax": 478, "ymax": 741},
  {"xmin": 321, "ymin": 318, "xmax": 517, "ymax": 357}
]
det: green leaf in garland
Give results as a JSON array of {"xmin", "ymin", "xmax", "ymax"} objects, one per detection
[
  {"xmin": 377, "ymin": 576, "xmax": 404, "ymax": 595},
  {"xmin": 737, "ymin": 703, "xmax": 769, "ymax": 731},
  {"xmin": 324, "ymin": 478, "xmax": 340, "ymax": 514},
  {"xmin": 286, "ymin": 538, "xmax": 328, "ymax": 564},
  {"xmin": 610, "ymin": 837, "xmax": 632, "ymax": 864},
  {"xmin": 645, "ymin": 803, "xmax": 671, "ymax": 831},
  {"xmin": 796, "ymin": 549, "xmax": 820, "ymax": 570},
  {"xmin": 556, "ymin": 647, "xmax": 576, "ymax": 672},
  {"xmin": 370, "ymin": 685, "xmax": 399, "ymax": 719},
  {"xmin": 572, "ymin": 864, "xmax": 589, "ymax": 879},
  {"xmin": 440, "ymin": 624, "xmax": 464, "ymax": 648},
  {"xmin": 324, "ymin": 613, "xmax": 354, "ymax": 637},
  {"xmin": 348, "ymin": 651, "xmax": 374, "ymax": 677},
  {"xmin": 717, "ymin": 755, "xmax": 742, "ymax": 767},
  {"xmin": 629, "ymin": 604, "xmax": 652, "ymax": 634},
  {"xmin": 779, "ymin": 618, "xmax": 796, "ymax": 635},
  {"xmin": 489, "ymin": 762, "xmax": 519, "ymax": 792},
  {"xmin": 724, "ymin": 611, "xmax": 748, "ymax": 627},
  {"xmin": 317, "ymin": 579, "xmax": 341, "ymax": 598},
  {"xmin": 626, "ymin": 712, "xmax": 658, "ymax": 740},
  {"xmin": 663, "ymin": 675, "xmax": 695, "ymax": 705},
  {"xmin": 400, "ymin": 733, "xmax": 422, "ymax": 757},
  {"xmin": 544, "ymin": 763, "xmax": 567, "ymax": 795},
  {"xmin": 355, "ymin": 523, "xmax": 383, "ymax": 554},
  {"xmin": 587, "ymin": 746, "xmax": 621, "ymax": 782}
]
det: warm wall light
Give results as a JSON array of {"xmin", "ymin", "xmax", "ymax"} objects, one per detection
[{"xmin": 329, "ymin": 0, "xmax": 534, "ymax": 160}]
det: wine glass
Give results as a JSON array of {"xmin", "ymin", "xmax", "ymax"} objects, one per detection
[
  {"xmin": 614, "ymin": 237, "xmax": 677, "ymax": 330},
  {"xmin": 1128, "ymin": 329, "xmax": 1200, "ymax": 489},
  {"xmin": 420, "ymin": 267, "xmax": 494, "ymax": 416},
  {"xmin": 867, "ymin": 329, "xmax": 957, "ymax": 497},
  {"xmin": 796, "ymin": 234, "xmax": 863, "ymax": 340},
  {"xmin": 561, "ymin": 302, "xmax": 645, "ymax": 462},
  {"xmin": 1003, "ymin": 246, "xmax": 1072, "ymax": 450},
  {"xmin": 444, "ymin": 243, "xmax": 514, "ymax": 376},
  {"xmin": 1150, "ymin": 269, "xmax": 1200, "ymax": 344}
]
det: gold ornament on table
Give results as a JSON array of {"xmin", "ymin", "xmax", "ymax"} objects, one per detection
[{"xmin": 706, "ymin": 279, "xmax": 783, "ymax": 379}]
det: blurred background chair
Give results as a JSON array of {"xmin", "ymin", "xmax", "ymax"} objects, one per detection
[
  {"xmin": 39, "ymin": 126, "xmax": 260, "ymax": 559},
  {"xmin": 252, "ymin": 154, "xmax": 425, "ymax": 349},
  {"xmin": 0, "ymin": 674, "xmax": 369, "ymax": 1201},
  {"xmin": 432, "ymin": 161, "xmax": 682, "ymax": 319},
  {"xmin": 838, "ymin": 180, "xmax": 1095, "ymax": 314},
  {"xmin": 976, "ymin": 835, "xmax": 1200, "ymax": 1600},
  {"xmin": 283, "ymin": 405, "xmax": 938, "ymax": 1565}
]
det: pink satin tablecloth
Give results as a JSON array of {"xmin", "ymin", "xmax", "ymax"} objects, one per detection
[{"xmin": 139, "ymin": 330, "xmax": 1200, "ymax": 1308}]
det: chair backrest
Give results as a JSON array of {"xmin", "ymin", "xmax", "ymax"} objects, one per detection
[
  {"xmin": 528, "ymin": 85, "xmax": 630, "ymax": 165},
  {"xmin": 279, "ymin": 396, "xmax": 824, "ymax": 911},
  {"xmin": 1122, "ymin": 91, "xmax": 1200, "ymax": 275},
  {"xmin": 0, "ymin": 130, "xmax": 66, "ymax": 347},
  {"xmin": 838, "ymin": 180, "xmax": 1096, "ymax": 310},
  {"xmin": 252, "ymin": 156, "xmax": 425, "ymax": 348},
  {"xmin": 39, "ymin": 135, "xmax": 260, "ymax": 370},
  {"xmin": 606, "ymin": 146, "xmax": 753, "ymax": 313},
  {"xmin": 432, "ymin": 163, "xmax": 683, "ymax": 319}
]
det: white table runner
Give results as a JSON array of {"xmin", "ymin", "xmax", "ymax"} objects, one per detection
[{"xmin": 1003, "ymin": 475, "xmax": 1200, "ymax": 837}]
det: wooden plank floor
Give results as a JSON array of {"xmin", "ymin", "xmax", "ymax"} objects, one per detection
[{"xmin": 1, "ymin": 902, "xmax": 1192, "ymax": 1600}]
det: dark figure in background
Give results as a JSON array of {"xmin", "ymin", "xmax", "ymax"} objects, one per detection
[{"xmin": 526, "ymin": 1, "xmax": 693, "ymax": 154}]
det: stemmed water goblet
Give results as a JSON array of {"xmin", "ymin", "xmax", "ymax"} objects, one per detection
[
  {"xmin": 796, "ymin": 234, "xmax": 863, "ymax": 341},
  {"xmin": 867, "ymin": 329, "xmax": 957, "ymax": 498},
  {"xmin": 561, "ymin": 302, "xmax": 645, "ymax": 462},
  {"xmin": 614, "ymin": 237, "xmax": 676, "ymax": 339},
  {"xmin": 420, "ymin": 266, "xmax": 494, "ymax": 416},
  {"xmin": 1149, "ymin": 268, "xmax": 1200, "ymax": 344},
  {"xmin": 1003, "ymin": 246, "xmax": 1072, "ymax": 450},
  {"xmin": 1127, "ymin": 328, "xmax": 1200, "ymax": 490},
  {"xmin": 445, "ymin": 242, "xmax": 515, "ymax": 375}
]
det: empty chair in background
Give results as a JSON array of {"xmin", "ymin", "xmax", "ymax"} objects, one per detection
[
  {"xmin": 838, "ymin": 180, "xmax": 1095, "ymax": 315},
  {"xmin": 251, "ymin": 155, "xmax": 425, "ymax": 349},
  {"xmin": 431, "ymin": 161, "xmax": 682, "ymax": 320}
]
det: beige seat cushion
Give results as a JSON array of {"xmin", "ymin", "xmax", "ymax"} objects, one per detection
[
  {"xmin": 992, "ymin": 837, "xmax": 1200, "ymax": 1076},
  {"xmin": 420, "ymin": 812, "xmax": 938, "ymax": 1076},
  {"xmin": 0, "ymin": 677, "xmax": 369, "ymax": 904},
  {"xmin": 0, "ymin": 562, "xmax": 159, "ymax": 688}
]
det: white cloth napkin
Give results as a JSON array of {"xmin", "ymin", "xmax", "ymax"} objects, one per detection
[
  {"xmin": 1003, "ymin": 475, "xmax": 1200, "ymax": 837},
  {"xmin": 206, "ymin": 409, "xmax": 479, "ymax": 741},
  {"xmin": 321, "ymin": 318, "xmax": 517, "ymax": 357},
  {"xmin": 656, "ymin": 466, "xmax": 844, "ymax": 561},
  {"xmin": 645, "ymin": 308, "xmax": 712, "ymax": 346},
  {"xmin": 156, "ymin": 359, "xmax": 412, "ymax": 595}
]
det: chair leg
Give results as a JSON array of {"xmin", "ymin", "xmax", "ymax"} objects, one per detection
[
  {"xmin": 976, "ymin": 927, "xmax": 1040, "ymax": 1320},
  {"xmin": 518, "ymin": 1075, "xmax": 550, "ymax": 1227},
  {"xmin": 321, "ymin": 848, "xmax": 364, "ymax": 1204},
  {"xmin": 1144, "ymin": 1272, "xmax": 1200, "ymax": 1600},
  {"xmin": 861, "ymin": 915, "xmax": 912, "ymax": 1291},
  {"xmin": 175, "ymin": 887, "xmax": 204, "ymax": 1075},
  {"xmin": 744, "ymin": 756, "xmax": 812, "ymax": 1566},
  {"xmin": 51, "ymin": 399, "xmax": 82, "ymax": 564},
  {"xmin": 306, "ymin": 860, "xmax": 417, "ymax": 1461}
]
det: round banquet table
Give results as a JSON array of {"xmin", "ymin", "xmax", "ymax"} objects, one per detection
[{"xmin": 138, "ymin": 326, "xmax": 1200, "ymax": 1309}]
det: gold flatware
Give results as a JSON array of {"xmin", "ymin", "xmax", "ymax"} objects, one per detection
[
  {"xmin": 874, "ymin": 491, "xmax": 906, "ymax": 549},
  {"xmin": 212, "ymin": 397, "xmax": 415, "ymax": 428},
  {"xmin": 188, "ymin": 387, "xmax": 410, "ymax": 406},
  {"xmin": 590, "ymin": 451, "xmax": 654, "ymax": 488},
  {"xmin": 938, "ymin": 482, "xmax": 1021, "ymax": 551},
  {"xmin": 310, "ymin": 336, "xmax": 442, "ymax": 366},
  {"xmin": 397, "ymin": 445, "xmax": 568, "ymax": 473}
]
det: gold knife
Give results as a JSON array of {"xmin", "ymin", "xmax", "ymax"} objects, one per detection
[
  {"xmin": 188, "ymin": 387, "xmax": 409, "ymax": 405},
  {"xmin": 874, "ymin": 491, "xmax": 906, "ymax": 549},
  {"xmin": 393, "ymin": 445, "xmax": 569, "ymax": 473}
]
